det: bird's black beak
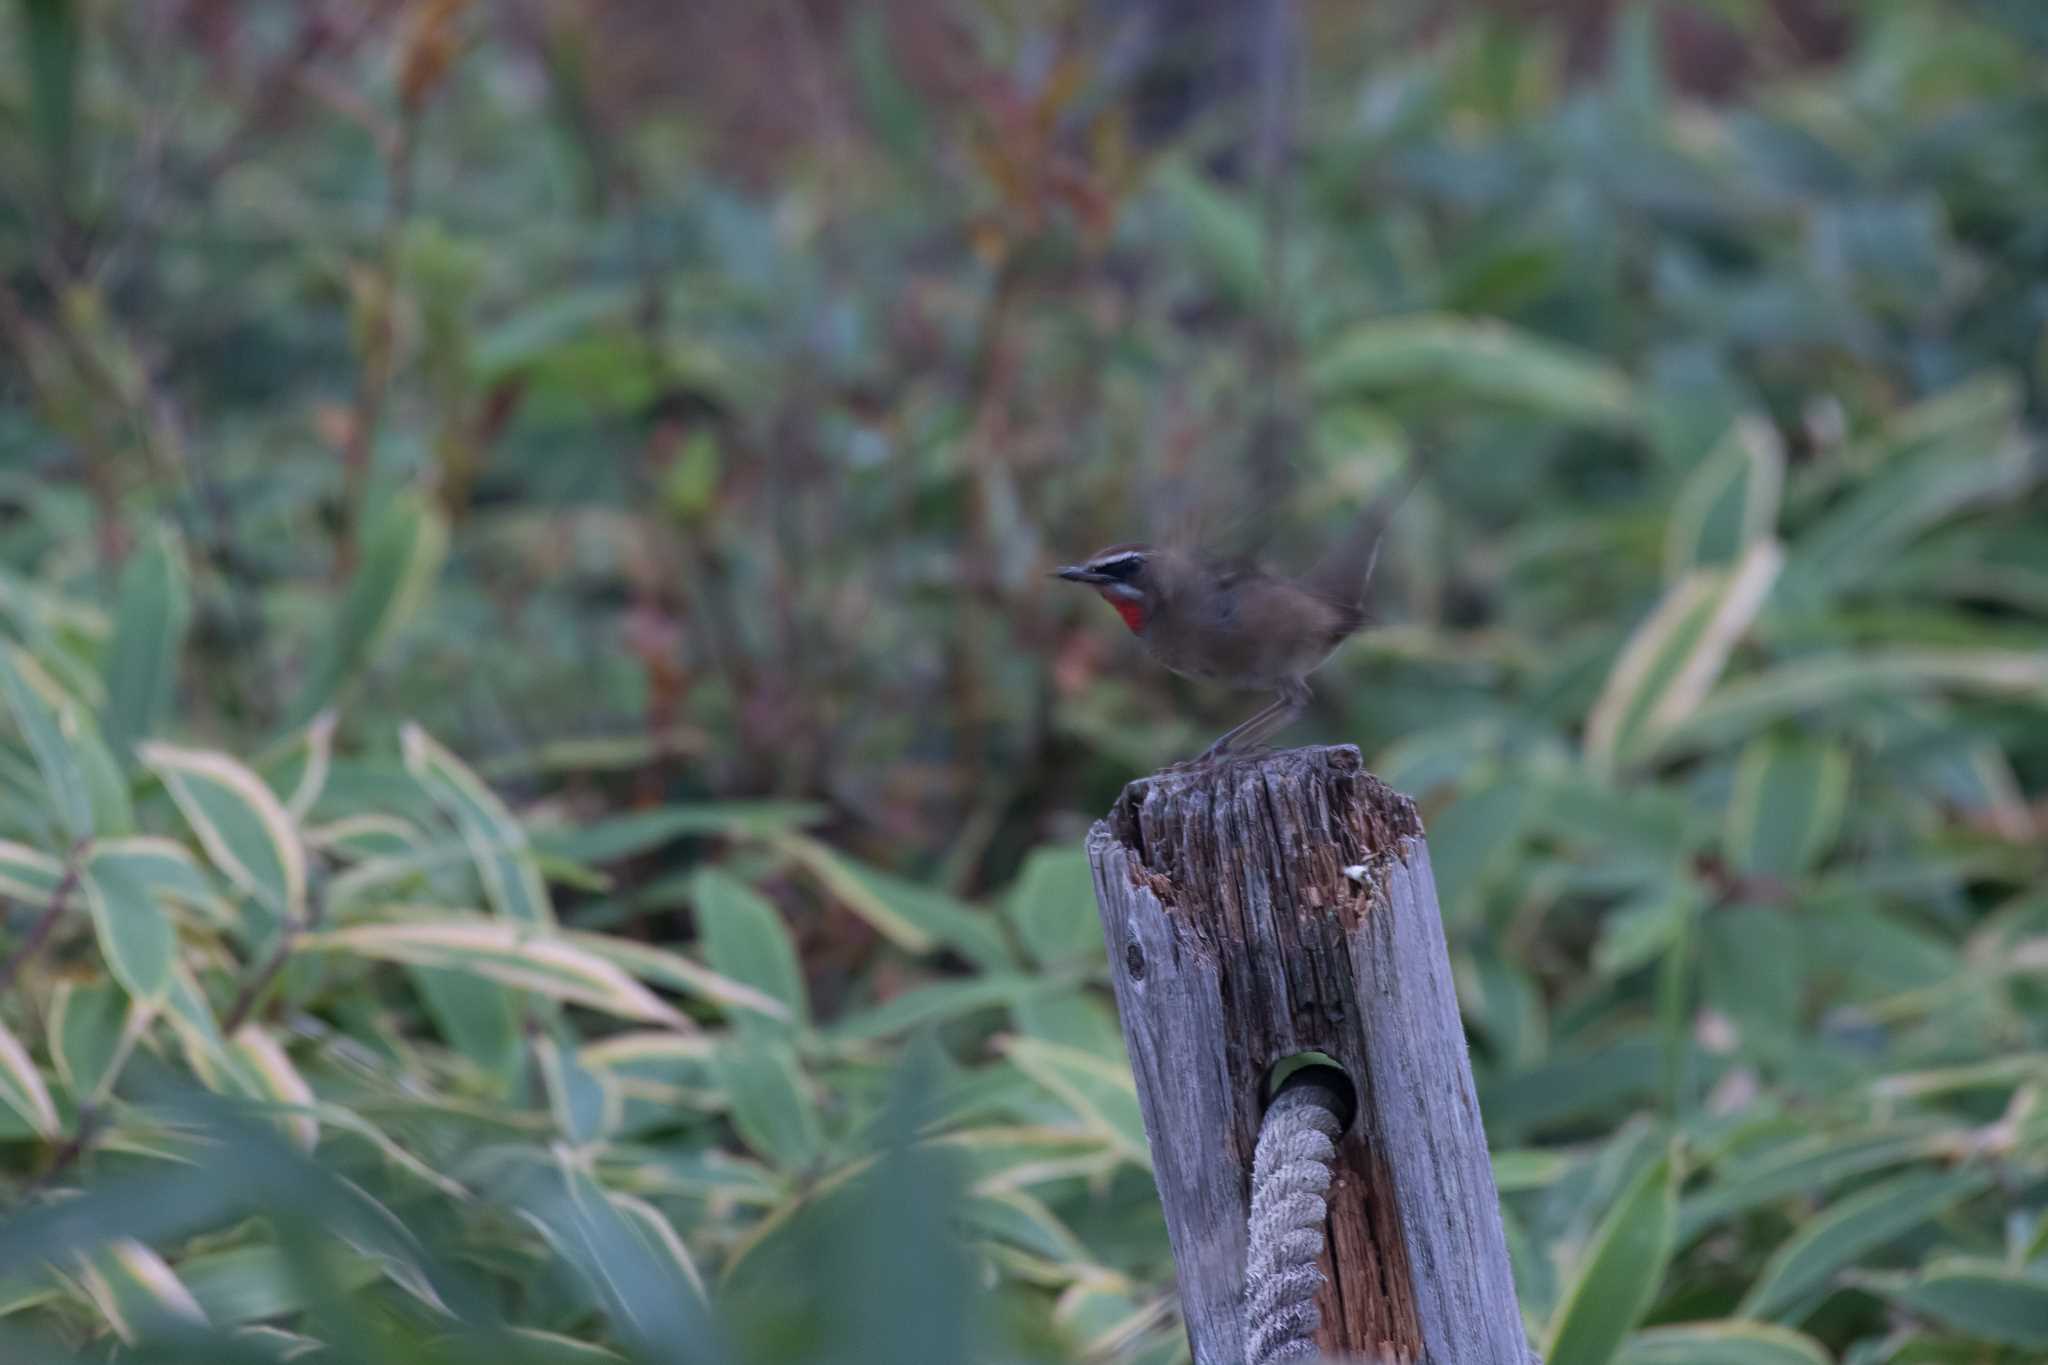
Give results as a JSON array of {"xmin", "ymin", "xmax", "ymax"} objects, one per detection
[{"xmin": 1054, "ymin": 565, "xmax": 1106, "ymax": 584}]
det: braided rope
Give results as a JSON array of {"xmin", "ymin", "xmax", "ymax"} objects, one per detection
[{"xmin": 1243, "ymin": 1071, "xmax": 1349, "ymax": 1365}]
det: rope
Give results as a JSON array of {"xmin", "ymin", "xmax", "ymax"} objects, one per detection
[{"xmin": 1243, "ymin": 1069, "xmax": 1350, "ymax": 1365}]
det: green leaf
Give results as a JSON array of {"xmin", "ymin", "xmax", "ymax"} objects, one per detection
[
  {"xmin": 1000, "ymin": 1036, "xmax": 1148, "ymax": 1165},
  {"xmin": 1594, "ymin": 882, "xmax": 1700, "ymax": 980},
  {"xmin": 161, "ymin": 965, "xmax": 247, "ymax": 1094},
  {"xmin": 1003, "ymin": 847, "xmax": 1102, "ymax": 969},
  {"xmin": 1860, "ymin": 1259, "xmax": 2048, "ymax": 1348},
  {"xmin": 0, "ymin": 838, "xmax": 63, "ymax": 903},
  {"xmin": 288, "ymin": 493, "xmax": 446, "ymax": 727},
  {"xmin": 581, "ymin": 1032, "xmax": 725, "ymax": 1136},
  {"xmin": 177, "ymin": 1244, "xmax": 377, "ymax": 1326},
  {"xmin": 80, "ymin": 847, "xmax": 175, "ymax": 1004},
  {"xmin": 140, "ymin": 742, "xmax": 307, "ymax": 924},
  {"xmin": 1481, "ymin": 1042, "xmax": 1664, "ymax": 1138},
  {"xmin": 0, "ymin": 1017, "xmax": 59, "ymax": 1139},
  {"xmin": 18, "ymin": 0, "xmax": 80, "ymax": 192},
  {"xmin": 829, "ymin": 975, "xmax": 1059, "ymax": 1044},
  {"xmin": 72, "ymin": 711, "xmax": 132, "ymax": 835},
  {"xmin": 99, "ymin": 527, "xmax": 190, "ymax": 761},
  {"xmin": 306, "ymin": 919, "xmax": 686, "ymax": 1027},
  {"xmin": 1779, "ymin": 394, "xmax": 2032, "ymax": 608},
  {"xmin": 48, "ymin": 978, "xmax": 143, "ymax": 1106},
  {"xmin": 403, "ymin": 723, "xmax": 553, "ymax": 926},
  {"xmin": 221, "ymin": 1024, "xmax": 319, "ymax": 1155},
  {"xmin": 408, "ymin": 964, "xmax": 522, "ymax": 1082},
  {"xmin": 279, "ymin": 710, "xmax": 338, "ymax": 821},
  {"xmin": 1677, "ymin": 1130, "xmax": 1945, "ymax": 1245},
  {"xmin": 90, "ymin": 835, "xmax": 227, "ymax": 925},
  {"xmin": 691, "ymin": 868, "xmax": 808, "ymax": 1029},
  {"xmin": 1011, "ymin": 987, "xmax": 1123, "ymax": 1054},
  {"xmin": 1738, "ymin": 1166, "xmax": 1992, "ymax": 1320},
  {"xmin": 1616, "ymin": 1321, "xmax": 1830, "ymax": 1365},
  {"xmin": 0, "ymin": 643, "xmax": 93, "ymax": 839},
  {"xmin": 1154, "ymin": 162, "xmax": 1264, "ymax": 304},
  {"xmin": 1311, "ymin": 313, "xmax": 1638, "ymax": 428},
  {"xmin": 1668, "ymin": 649, "xmax": 2048, "ymax": 752},
  {"xmin": 536, "ymin": 1033, "xmax": 620, "ymax": 1147},
  {"xmin": 1546, "ymin": 1140, "xmax": 1681, "ymax": 1365},
  {"xmin": 713, "ymin": 1037, "xmax": 821, "ymax": 1170},
  {"xmin": 1723, "ymin": 737, "xmax": 1850, "ymax": 879},
  {"xmin": 519, "ymin": 1160, "xmax": 718, "ymax": 1359},
  {"xmin": 778, "ymin": 834, "xmax": 1013, "ymax": 969},
  {"xmin": 562, "ymin": 930, "xmax": 792, "ymax": 1024},
  {"xmin": 529, "ymin": 801, "xmax": 825, "ymax": 865},
  {"xmin": 74, "ymin": 1238, "xmax": 207, "ymax": 1343},
  {"xmin": 957, "ymin": 1188, "xmax": 1091, "ymax": 1264},
  {"xmin": 847, "ymin": 7, "xmax": 927, "ymax": 162},
  {"xmin": 1585, "ymin": 540, "xmax": 1783, "ymax": 774},
  {"xmin": 1426, "ymin": 782, "xmax": 1531, "ymax": 927},
  {"xmin": 1492, "ymin": 1149, "xmax": 1573, "ymax": 1192},
  {"xmin": 1665, "ymin": 416, "xmax": 1784, "ymax": 579}
]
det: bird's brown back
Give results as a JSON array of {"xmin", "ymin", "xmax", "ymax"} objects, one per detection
[{"xmin": 1139, "ymin": 555, "xmax": 1356, "ymax": 691}]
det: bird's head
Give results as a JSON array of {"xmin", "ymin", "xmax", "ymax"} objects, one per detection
[{"xmin": 1053, "ymin": 544, "xmax": 1166, "ymax": 634}]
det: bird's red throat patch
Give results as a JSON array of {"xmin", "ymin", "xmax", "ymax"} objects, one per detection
[{"xmin": 1099, "ymin": 590, "xmax": 1148, "ymax": 634}]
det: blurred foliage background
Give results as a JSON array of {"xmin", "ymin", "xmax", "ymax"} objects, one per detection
[{"xmin": 3, "ymin": 0, "xmax": 2048, "ymax": 1361}]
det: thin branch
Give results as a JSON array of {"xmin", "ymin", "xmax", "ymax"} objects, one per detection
[
  {"xmin": 222, "ymin": 876, "xmax": 327, "ymax": 1035},
  {"xmin": 17, "ymin": 1104, "xmax": 102, "ymax": 1202},
  {"xmin": 336, "ymin": 101, "xmax": 423, "ymax": 578},
  {"xmin": 0, "ymin": 850, "xmax": 84, "ymax": 999}
]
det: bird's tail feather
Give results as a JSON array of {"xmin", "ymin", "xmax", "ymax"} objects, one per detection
[{"xmin": 1305, "ymin": 452, "xmax": 1430, "ymax": 621}]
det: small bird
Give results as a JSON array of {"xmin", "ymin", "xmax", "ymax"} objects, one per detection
[{"xmin": 1055, "ymin": 476, "xmax": 1415, "ymax": 763}]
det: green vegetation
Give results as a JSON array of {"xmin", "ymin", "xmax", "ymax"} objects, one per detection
[{"xmin": 3, "ymin": 2, "xmax": 2047, "ymax": 1361}]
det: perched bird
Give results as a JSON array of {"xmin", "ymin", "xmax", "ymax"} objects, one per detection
[{"xmin": 1055, "ymin": 474, "xmax": 1416, "ymax": 763}]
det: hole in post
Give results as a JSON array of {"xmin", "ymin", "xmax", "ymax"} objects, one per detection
[{"xmin": 1263, "ymin": 1052, "xmax": 1356, "ymax": 1132}]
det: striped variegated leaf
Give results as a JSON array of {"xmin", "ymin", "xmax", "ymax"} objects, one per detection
[
  {"xmin": 230, "ymin": 1024, "xmax": 319, "ymax": 1153},
  {"xmin": 1586, "ymin": 539, "xmax": 1783, "ymax": 773},
  {"xmin": 0, "ymin": 839, "xmax": 63, "ymax": 904},
  {"xmin": 305, "ymin": 919, "xmax": 685, "ymax": 1027},
  {"xmin": 563, "ymin": 931, "xmax": 787, "ymax": 1026},
  {"xmin": 140, "ymin": 742, "xmax": 307, "ymax": 925},
  {"xmin": 79, "ymin": 847, "xmax": 176, "ymax": 1004},
  {"xmin": 282, "ymin": 710, "xmax": 339, "ymax": 821},
  {"xmin": 99, "ymin": 526, "xmax": 192, "ymax": 763},
  {"xmin": 713, "ymin": 1036, "xmax": 821, "ymax": 1170},
  {"xmin": 1617, "ymin": 1321, "xmax": 1830, "ymax": 1365},
  {"xmin": 1665, "ymin": 415, "xmax": 1784, "ymax": 579},
  {"xmin": 49, "ymin": 979, "xmax": 151, "ymax": 1105},
  {"xmin": 0, "ymin": 643, "xmax": 94, "ymax": 839},
  {"xmin": 74, "ymin": 1239, "xmax": 207, "ymax": 1344},
  {"xmin": 402, "ymin": 724, "xmax": 553, "ymax": 925},
  {"xmin": 1547, "ymin": 1142, "xmax": 1682, "ymax": 1365},
  {"xmin": 1311, "ymin": 312, "xmax": 1639, "ymax": 429},
  {"xmin": 0, "ymin": 1017, "xmax": 60, "ymax": 1140},
  {"xmin": 999, "ymin": 1037, "xmax": 1148, "ymax": 1165},
  {"xmin": 288, "ymin": 491, "xmax": 446, "ymax": 727},
  {"xmin": 536, "ymin": 1033, "xmax": 621, "ymax": 1147}
]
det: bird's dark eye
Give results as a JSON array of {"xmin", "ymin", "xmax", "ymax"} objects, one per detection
[{"xmin": 1092, "ymin": 554, "xmax": 1143, "ymax": 581}]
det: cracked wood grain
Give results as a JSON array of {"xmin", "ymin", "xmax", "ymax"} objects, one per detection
[{"xmin": 1087, "ymin": 745, "xmax": 1525, "ymax": 1364}]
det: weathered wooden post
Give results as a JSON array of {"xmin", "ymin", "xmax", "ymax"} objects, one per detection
[{"xmin": 1086, "ymin": 745, "xmax": 1524, "ymax": 1364}]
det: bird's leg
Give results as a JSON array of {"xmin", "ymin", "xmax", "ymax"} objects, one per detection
[
  {"xmin": 1196, "ymin": 679, "xmax": 1310, "ymax": 763},
  {"xmin": 1193, "ymin": 697, "xmax": 1289, "ymax": 763}
]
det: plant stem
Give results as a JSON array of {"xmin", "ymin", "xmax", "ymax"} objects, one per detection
[
  {"xmin": 337, "ymin": 105, "xmax": 420, "ymax": 578},
  {"xmin": 222, "ymin": 877, "xmax": 326, "ymax": 1034},
  {"xmin": 0, "ymin": 854, "xmax": 83, "ymax": 1000}
]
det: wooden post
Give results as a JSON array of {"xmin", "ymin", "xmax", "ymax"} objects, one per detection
[{"xmin": 1086, "ymin": 745, "xmax": 1525, "ymax": 1365}]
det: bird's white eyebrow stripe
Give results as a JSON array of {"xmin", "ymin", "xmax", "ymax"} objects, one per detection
[{"xmin": 1089, "ymin": 551, "xmax": 1143, "ymax": 570}]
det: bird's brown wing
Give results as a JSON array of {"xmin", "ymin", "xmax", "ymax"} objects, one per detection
[{"xmin": 1149, "ymin": 569, "xmax": 1352, "ymax": 689}]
